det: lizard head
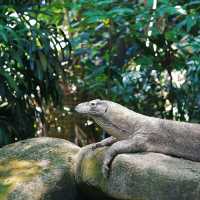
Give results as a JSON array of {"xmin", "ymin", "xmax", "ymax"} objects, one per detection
[
  {"xmin": 75, "ymin": 99, "xmax": 108, "ymax": 116},
  {"xmin": 75, "ymin": 99, "xmax": 133, "ymax": 139}
]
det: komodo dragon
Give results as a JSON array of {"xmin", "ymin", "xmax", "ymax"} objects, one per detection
[{"xmin": 75, "ymin": 99, "xmax": 200, "ymax": 177}]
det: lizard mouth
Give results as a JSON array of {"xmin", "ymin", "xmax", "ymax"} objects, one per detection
[
  {"xmin": 75, "ymin": 100, "xmax": 108, "ymax": 115},
  {"xmin": 74, "ymin": 104, "xmax": 88, "ymax": 114}
]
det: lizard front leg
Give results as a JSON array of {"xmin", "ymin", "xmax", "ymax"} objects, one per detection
[
  {"xmin": 102, "ymin": 135, "xmax": 148, "ymax": 178},
  {"xmin": 91, "ymin": 136, "xmax": 117, "ymax": 150}
]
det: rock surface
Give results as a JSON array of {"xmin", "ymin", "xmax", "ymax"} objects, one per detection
[
  {"xmin": 0, "ymin": 137, "xmax": 80, "ymax": 200},
  {"xmin": 75, "ymin": 146, "xmax": 200, "ymax": 200},
  {"xmin": 2, "ymin": 137, "xmax": 200, "ymax": 200}
]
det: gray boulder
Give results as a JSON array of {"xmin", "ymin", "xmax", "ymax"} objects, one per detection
[
  {"xmin": 2, "ymin": 137, "xmax": 200, "ymax": 200},
  {"xmin": 75, "ymin": 146, "xmax": 200, "ymax": 200},
  {"xmin": 0, "ymin": 137, "xmax": 80, "ymax": 200}
]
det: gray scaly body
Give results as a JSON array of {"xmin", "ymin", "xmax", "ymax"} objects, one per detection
[{"xmin": 75, "ymin": 99, "xmax": 200, "ymax": 177}]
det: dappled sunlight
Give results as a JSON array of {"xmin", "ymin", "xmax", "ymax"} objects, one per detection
[
  {"xmin": 0, "ymin": 159, "xmax": 50, "ymax": 199},
  {"xmin": 0, "ymin": 137, "xmax": 80, "ymax": 199}
]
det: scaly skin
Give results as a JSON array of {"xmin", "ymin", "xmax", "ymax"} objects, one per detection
[{"xmin": 75, "ymin": 99, "xmax": 200, "ymax": 177}]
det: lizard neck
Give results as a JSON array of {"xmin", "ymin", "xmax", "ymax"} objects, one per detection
[
  {"xmin": 90, "ymin": 101, "xmax": 142, "ymax": 140},
  {"xmin": 93, "ymin": 116, "xmax": 129, "ymax": 139}
]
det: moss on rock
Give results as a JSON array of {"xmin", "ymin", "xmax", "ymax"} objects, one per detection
[
  {"xmin": 76, "ymin": 147, "xmax": 200, "ymax": 200},
  {"xmin": 0, "ymin": 137, "xmax": 80, "ymax": 200}
]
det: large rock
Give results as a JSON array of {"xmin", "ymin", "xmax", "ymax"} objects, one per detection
[
  {"xmin": 0, "ymin": 137, "xmax": 80, "ymax": 200},
  {"xmin": 75, "ymin": 146, "xmax": 200, "ymax": 200},
  {"xmin": 2, "ymin": 137, "xmax": 200, "ymax": 200}
]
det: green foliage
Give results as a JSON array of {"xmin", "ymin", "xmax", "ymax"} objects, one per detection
[
  {"xmin": 0, "ymin": 2, "xmax": 71, "ymax": 146},
  {"xmin": 65, "ymin": 0, "xmax": 200, "ymax": 122}
]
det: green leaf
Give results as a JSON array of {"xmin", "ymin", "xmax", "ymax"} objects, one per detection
[
  {"xmin": 96, "ymin": 0, "xmax": 114, "ymax": 6},
  {"xmin": 35, "ymin": 60, "xmax": 44, "ymax": 80},
  {"xmin": 85, "ymin": 65, "xmax": 107, "ymax": 80},
  {"xmin": 38, "ymin": 51, "xmax": 48, "ymax": 71},
  {"xmin": 0, "ymin": 69, "xmax": 18, "ymax": 92},
  {"xmin": 0, "ymin": 28, "xmax": 8, "ymax": 42},
  {"xmin": 108, "ymin": 7, "xmax": 133, "ymax": 16},
  {"xmin": 165, "ymin": 30, "xmax": 178, "ymax": 42},
  {"xmin": 186, "ymin": 16, "xmax": 197, "ymax": 32}
]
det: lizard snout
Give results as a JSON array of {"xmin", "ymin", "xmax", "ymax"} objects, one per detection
[{"xmin": 75, "ymin": 102, "xmax": 90, "ymax": 114}]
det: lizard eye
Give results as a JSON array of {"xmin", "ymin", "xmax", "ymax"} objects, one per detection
[{"xmin": 90, "ymin": 102, "xmax": 96, "ymax": 106}]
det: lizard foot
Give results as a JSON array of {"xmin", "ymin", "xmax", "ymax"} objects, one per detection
[
  {"xmin": 102, "ymin": 162, "xmax": 110, "ymax": 178},
  {"xmin": 91, "ymin": 143, "xmax": 101, "ymax": 150},
  {"xmin": 102, "ymin": 157, "xmax": 112, "ymax": 178}
]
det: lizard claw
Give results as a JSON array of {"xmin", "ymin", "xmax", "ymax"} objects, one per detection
[
  {"xmin": 91, "ymin": 144, "xmax": 97, "ymax": 150},
  {"xmin": 102, "ymin": 158, "xmax": 111, "ymax": 178},
  {"xmin": 102, "ymin": 163, "xmax": 110, "ymax": 178},
  {"xmin": 91, "ymin": 142, "xmax": 103, "ymax": 150},
  {"xmin": 91, "ymin": 143, "xmax": 99, "ymax": 150}
]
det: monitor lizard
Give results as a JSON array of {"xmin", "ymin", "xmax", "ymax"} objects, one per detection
[{"xmin": 75, "ymin": 99, "xmax": 200, "ymax": 177}]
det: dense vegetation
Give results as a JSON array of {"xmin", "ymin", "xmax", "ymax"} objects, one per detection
[
  {"xmin": 69, "ymin": 0, "xmax": 200, "ymax": 119},
  {"xmin": 0, "ymin": 1, "xmax": 71, "ymax": 145},
  {"xmin": 0, "ymin": 0, "xmax": 200, "ymax": 146}
]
